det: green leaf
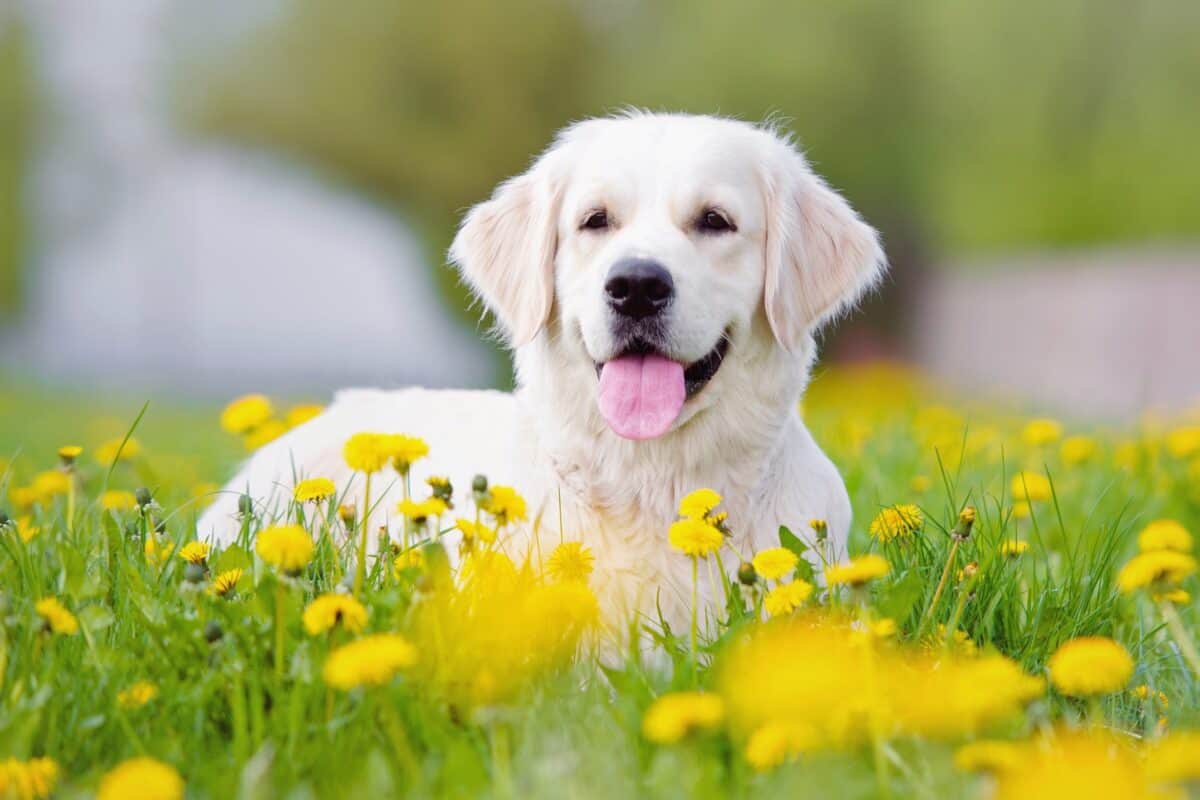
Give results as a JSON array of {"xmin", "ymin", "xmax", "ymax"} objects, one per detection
[
  {"xmin": 779, "ymin": 526, "xmax": 816, "ymax": 583},
  {"xmin": 876, "ymin": 570, "xmax": 925, "ymax": 623},
  {"xmin": 78, "ymin": 604, "xmax": 115, "ymax": 632},
  {"xmin": 215, "ymin": 544, "xmax": 252, "ymax": 574},
  {"xmin": 778, "ymin": 525, "xmax": 808, "ymax": 557}
]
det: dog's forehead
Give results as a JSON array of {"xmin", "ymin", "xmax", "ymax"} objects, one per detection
[{"xmin": 564, "ymin": 117, "xmax": 764, "ymax": 198}]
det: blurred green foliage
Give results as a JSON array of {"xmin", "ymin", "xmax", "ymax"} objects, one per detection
[
  {"xmin": 0, "ymin": 15, "xmax": 33, "ymax": 321},
  {"xmin": 192, "ymin": 0, "xmax": 1200, "ymax": 271}
]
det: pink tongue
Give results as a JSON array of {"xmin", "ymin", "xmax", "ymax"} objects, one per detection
[{"xmin": 597, "ymin": 353, "xmax": 686, "ymax": 440}]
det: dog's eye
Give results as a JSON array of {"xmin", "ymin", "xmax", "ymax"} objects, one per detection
[
  {"xmin": 697, "ymin": 209, "xmax": 736, "ymax": 233},
  {"xmin": 580, "ymin": 209, "xmax": 609, "ymax": 231}
]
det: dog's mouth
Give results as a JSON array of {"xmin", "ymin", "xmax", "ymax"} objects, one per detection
[{"xmin": 593, "ymin": 332, "xmax": 730, "ymax": 441}]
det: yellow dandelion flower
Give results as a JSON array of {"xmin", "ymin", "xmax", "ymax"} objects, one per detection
[
  {"xmin": 31, "ymin": 471, "xmax": 69, "ymax": 500},
  {"xmin": 57, "ymin": 445, "xmax": 83, "ymax": 463},
  {"xmin": 323, "ymin": 633, "xmax": 417, "ymax": 690},
  {"xmin": 0, "ymin": 757, "xmax": 59, "ymax": 800},
  {"xmin": 1131, "ymin": 684, "xmax": 1168, "ymax": 708},
  {"xmin": 243, "ymin": 419, "xmax": 287, "ymax": 451},
  {"xmin": 100, "ymin": 490, "xmax": 137, "ymax": 512},
  {"xmin": 302, "ymin": 593, "xmax": 368, "ymax": 636},
  {"xmin": 95, "ymin": 437, "xmax": 140, "ymax": 464},
  {"xmin": 1011, "ymin": 471, "xmax": 1052, "ymax": 503},
  {"xmin": 255, "ymin": 524, "xmax": 313, "ymax": 572},
  {"xmin": 117, "ymin": 681, "xmax": 158, "ymax": 709},
  {"xmin": 641, "ymin": 692, "xmax": 725, "ymax": 744},
  {"xmin": 343, "ymin": 432, "xmax": 393, "ymax": 473},
  {"xmin": 388, "ymin": 433, "xmax": 429, "ymax": 473},
  {"xmin": 393, "ymin": 549, "xmax": 425, "ymax": 574},
  {"xmin": 763, "ymin": 580, "xmax": 814, "ymax": 617},
  {"xmin": 1137, "ymin": 519, "xmax": 1193, "ymax": 553},
  {"xmin": 1145, "ymin": 731, "xmax": 1200, "ymax": 782},
  {"xmin": 1156, "ymin": 588, "xmax": 1190, "ymax": 604},
  {"xmin": 935, "ymin": 624, "xmax": 979, "ymax": 656},
  {"xmin": 293, "ymin": 477, "xmax": 336, "ymax": 503},
  {"xmin": 1165, "ymin": 425, "xmax": 1200, "ymax": 459},
  {"xmin": 454, "ymin": 517, "xmax": 496, "ymax": 544},
  {"xmin": 678, "ymin": 488, "xmax": 722, "ymax": 521},
  {"xmin": 177, "ymin": 541, "xmax": 210, "ymax": 565},
  {"xmin": 35, "ymin": 597, "xmax": 78, "ymax": 636},
  {"xmin": 285, "ymin": 403, "xmax": 324, "ymax": 428},
  {"xmin": 1000, "ymin": 540, "xmax": 1029, "ymax": 558},
  {"xmin": 220, "ymin": 394, "xmax": 273, "ymax": 435},
  {"xmin": 144, "ymin": 535, "xmax": 173, "ymax": 565},
  {"xmin": 744, "ymin": 723, "xmax": 814, "ymax": 771},
  {"xmin": 480, "ymin": 485, "xmax": 527, "ymax": 525},
  {"xmin": 1021, "ymin": 418, "xmax": 1062, "ymax": 446},
  {"xmin": 210, "ymin": 568, "xmax": 244, "ymax": 598},
  {"xmin": 1060, "ymin": 435, "xmax": 1098, "ymax": 465},
  {"xmin": 1048, "ymin": 637, "xmax": 1133, "ymax": 697},
  {"xmin": 545, "ymin": 541, "xmax": 595, "ymax": 583},
  {"xmin": 751, "ymin": 547, "xmax": 799, "ymax": 581},
  {"xmin": 869, "ymin": 504, "xmax": 923, "ymax": 542},
  {"xmin": 96, "ymin": 757, "xmax": 184, "ymax": 800},
  {"xmin": 396, "ymin": 497, "xmax": 448, "ymax": 521},
  {"xmin": 12, "ymin": 516, "xmax": 39, "ymax": 544},
  {"xmin": 1117, "ymin": 550, "xmax": 1196, "ymax": 594},
  {"xmin": 10, "ymin": 486, "xmax": 39, "ymax": 512},
  {"xmin": 954, "ymin": 740, "xmax": 1021, "ymax": 773},
  {"xmin": 667, "ymin": 517, "xmax": 724, "ymax": 558},
  {"xmin": 991, "ymin": 731, "xmax": 1152, "ymax": 800},
  {"xmin": 825, "ymin": 554, "xmax": 890, "ymax": 587},
  {"xmin": 869, "ymin": 618, "xmax": 898, "ymax": 639},
  {"xmin": 1011, "ymin": 500, "xmax": 1032, "ymax": 520}
]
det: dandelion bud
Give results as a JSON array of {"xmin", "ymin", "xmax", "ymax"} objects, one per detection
[
  {"xmin": 184, "ymin": 562, "xmax": 207, "ymax": 585},
  {"xmin": 472, "ymin": 474, "xmax": 488, "ymax": 494},
  {"xmin": 0, "ymin": 510, "xmax": 9, "ymax": 527},
  {"xmin": 737, "ymin": 561, "xmax": 758, "ymax": 586},
  {"xmin": 204, "ymin": 620, "xmax": 224, "ymax": 644},
  {"xmin": 954, "ymin": 507, "xmax": 976, "ymax": 541},
  {"xmin": 237, "ymin": 493, "xmax": 254, "ymax": 516},
  {"xmin": 135, "ymin": 487, "xmax": 153, "ymax": 508},
  {"xmin": 338, "ymin": 503, "xmax": 357, "ymax": 526},
  {"xmin": 959, "ymin": 561, "xmax": 979, "ymax": 582},
  {"xmin": 427, "ymin": 475, "xmax": 454, "ymax": 504},
  {"xmin": 154, "ymin": 517, "xmax": 167, "ymax": 534},
  {"xmin": 810, "ymin": 519, "xmax": 828, "ymax": 542}
]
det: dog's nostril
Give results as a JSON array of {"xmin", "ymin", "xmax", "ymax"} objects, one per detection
[
  {"xmin": 605, "ymin": 258, "xmax": 674, "ymax": 319},
  {"xmin": 605, "ymin": 276, "xmax": 631, "ymax": 301}
]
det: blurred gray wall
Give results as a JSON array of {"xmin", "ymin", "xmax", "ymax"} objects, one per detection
[
  {"xmin": 917, "ymin": 248, "xmax": 1200, "ymax": 418},
  {"xmin": 0, "ymin": 0, "xmax": 493, "ymax": 397}
]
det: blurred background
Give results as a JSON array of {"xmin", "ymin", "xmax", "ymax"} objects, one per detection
[{"xmin": 1, "ymin": 0, "xmax": 1198, "ymax": 419}]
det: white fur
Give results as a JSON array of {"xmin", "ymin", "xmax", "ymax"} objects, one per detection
[{"xmin": 197, "ymin": 112, "xmax": 885, "ymax": 639}]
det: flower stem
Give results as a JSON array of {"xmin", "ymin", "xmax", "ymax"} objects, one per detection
[
  {"xmin": 354, "ymin": 472, "xmax": 372, "ymax": 597},
  {"xmin": 921, "ymin": 539, "xmax": 960, "ymax": 635},
  {"xmin": 65, "ymin": 475, "xmax": 76, "ymax": 536},
  {"xmin": 402, "ymin": 471, "xmax": 411, "ymax": 551},
  {"xmin": 691, "ymin": 555, "xmax": 699, "ymax": 683},
  {"xmin": 1159, "ymin": 600, "xmax": 1200, "ymax": 679},
  {"xmin": 274, "ymin": 578, "xmax": 286, "ymax": 682}
]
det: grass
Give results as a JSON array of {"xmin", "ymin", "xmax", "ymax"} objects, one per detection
[{"xmin": 1, "ymin": 364, "xmax": 1198, "ymax": 799}]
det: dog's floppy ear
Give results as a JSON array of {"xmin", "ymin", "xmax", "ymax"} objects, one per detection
[
  {"xmin": 762, "ymin": 141, "xmax": 886, "ymax": 352},
  {"xmin": 449, "ymin": 151, "xmax": 563, "ymax": 347}
]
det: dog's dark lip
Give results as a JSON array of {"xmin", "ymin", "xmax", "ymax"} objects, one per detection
[{"xmin": 594, "ymin": 331, "xmax": 732, "ymax": 399}]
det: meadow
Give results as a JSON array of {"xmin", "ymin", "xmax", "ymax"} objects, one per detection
[{"xmin": 1, "ymin": 364, "xmax": 1198, "ymax": 799}]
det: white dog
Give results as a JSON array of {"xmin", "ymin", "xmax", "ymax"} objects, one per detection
[{"xmin": 198, "ymin": 111, "xmax": 885, "ymax": 631}]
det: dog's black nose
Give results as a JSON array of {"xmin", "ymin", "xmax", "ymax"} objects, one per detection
[{"xmin": 605, "ymin": 258, "xmax": 674, "ymax": 319}]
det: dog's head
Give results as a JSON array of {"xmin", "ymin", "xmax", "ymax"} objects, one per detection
[{"xmin": 451, "ymin": 113, "xmax": 885, "ymax": 441}]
